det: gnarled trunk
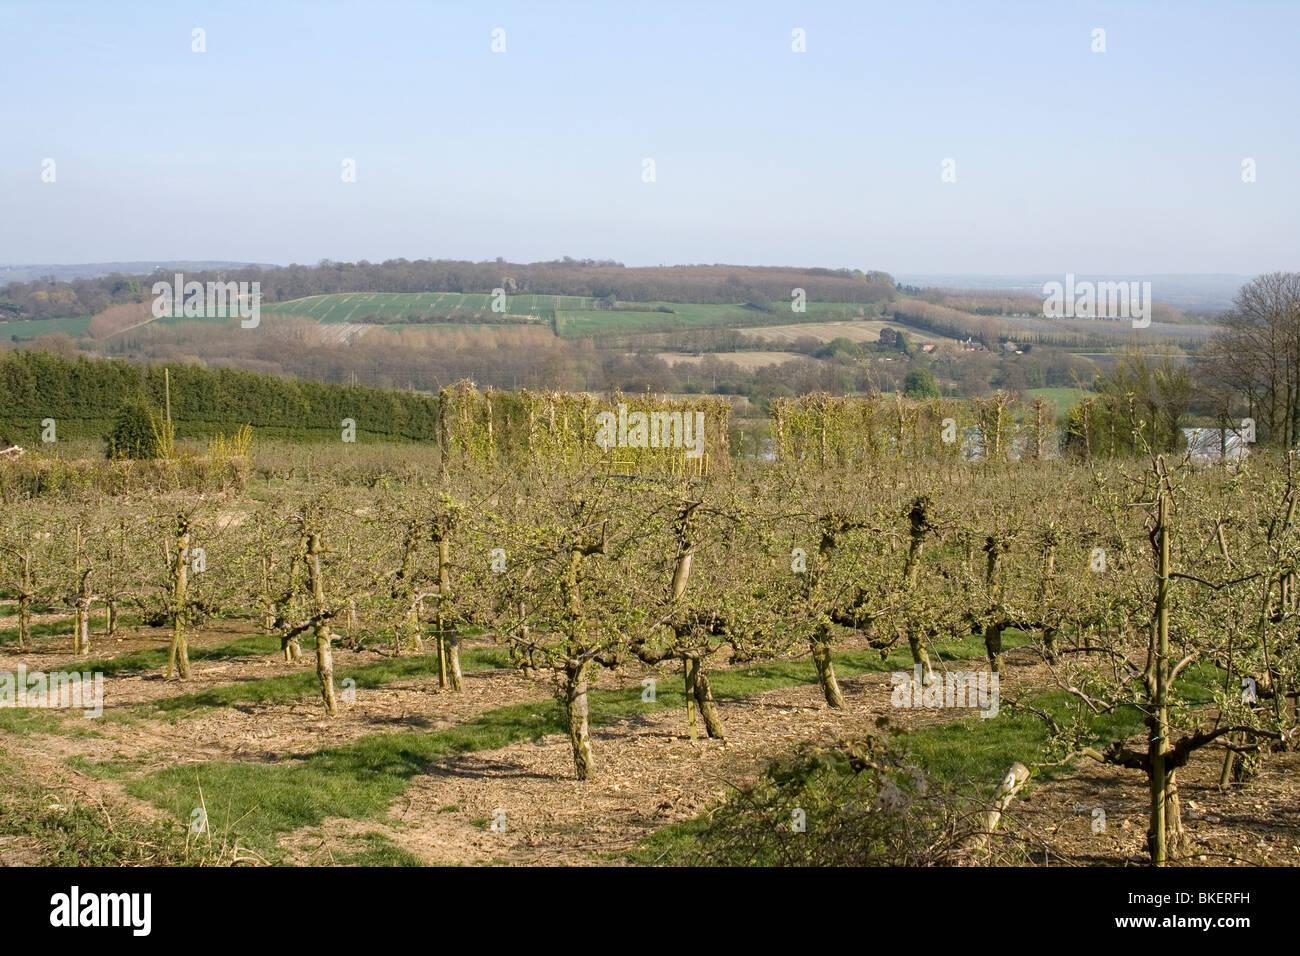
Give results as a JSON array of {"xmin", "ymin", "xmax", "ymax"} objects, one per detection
[
  {"xmin": 811, "ymin": 627, "xmax": 844, "ymax": 708},
  {"xmin": 694, "ymin": 664, "xmax": 724, "ymax": 738},
  {"xmin": 684, "ymin": 657, "xmax": 700, "ymax": 739},
  {"xmin": 902, "ymin": 498, "xmax": 934, "ymax": 683},
  {"xmin": 983, "ymin": 622, "xmax": 1005, "ymax": 677},
  {"xmin": 307, "ymin": 531, "xmax": 337, "ymax": 716},
  {"xmin": 565, "ymin": 660, "xmax": 594, "ymax": 780}
]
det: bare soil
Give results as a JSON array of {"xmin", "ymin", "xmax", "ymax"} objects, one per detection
[{"xmin": 4, "ymin": 616, "xmax": 1298, "ymax": 867}]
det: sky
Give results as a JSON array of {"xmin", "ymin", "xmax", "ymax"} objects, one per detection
[{"xmin": 1, "ymin": 0, "xmax": 1297, "ymax": 275}]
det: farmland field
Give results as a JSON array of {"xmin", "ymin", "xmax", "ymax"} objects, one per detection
[
  {"xmin": 257, "ymin": 293, "xmax": 883, "ymax": 339},
  {"xmin": 647, "ymin": 350, "xmax": 808, "ymax": 370},
  {"xmin": 744, "ymin": 319, "xmax": 962, "ymax": 345},
  {"xmin": 0, "ymin": 315, "xmax": 92, "ymax": 340},
  {"xmin": 263, "ymin": 292, "xmax": 594, "ymax": 323},
  {"xmin": 1025, "ymin": 386, "xmax": 1091, "ymax": 416},
  {"xmin": 555, "ymin": 301, "xmax": 875, "ymax": 337}
]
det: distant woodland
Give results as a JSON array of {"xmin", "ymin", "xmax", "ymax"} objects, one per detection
[{"xmin": 0, "ymin": 258, "xmax": 895, "ymax": 320}]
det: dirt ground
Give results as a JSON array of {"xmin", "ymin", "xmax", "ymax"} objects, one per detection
[{"xmin": 3, "ymin": 615, "xmax": 1298, "ymax": 867}]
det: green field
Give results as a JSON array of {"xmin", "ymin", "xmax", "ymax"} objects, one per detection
[
  {"xmin": 262, "ymin": 292, "xmax": 594, "ymax": 323},
  {"xmin": 1025, "ymin": 387, "xmax": 1090, "ymax": 416},
  {"xmin": 261, "ymin": 293, "xmax": 878, "ymax": 338},
  {"xmin": 0, "ymin": 315, "xmax": 92, "ymax": 340}
]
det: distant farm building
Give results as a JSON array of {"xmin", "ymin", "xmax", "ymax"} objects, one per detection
[{"xmin": 1182, "ymin": 427, "xmax": 1250, "ymax": 462}]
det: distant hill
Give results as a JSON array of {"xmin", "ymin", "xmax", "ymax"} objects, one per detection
[
  {"xmin": 0, "ymin": 261, "xmax": 279, "ymax": 284},
  {"xmin": 0, "ymin": 258, "xmax": 895, "ymax": 323}
]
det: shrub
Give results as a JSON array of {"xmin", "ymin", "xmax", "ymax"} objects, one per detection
[{"xmin": 105, "ymin": 399, "xmax": 167, "ymax": 460}]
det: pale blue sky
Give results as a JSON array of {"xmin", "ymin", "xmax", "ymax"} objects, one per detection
[{"xmin": 2, "ymin": 0, "xmax": 1296, "ymax": 274}]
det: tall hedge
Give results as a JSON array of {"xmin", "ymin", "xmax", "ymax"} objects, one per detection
[{"xmin": 0, "ymin": 351, "xmax": 440, "ymax": 444}]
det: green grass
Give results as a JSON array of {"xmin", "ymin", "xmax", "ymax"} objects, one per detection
[
  {"xmin": 1, "ymin": 614, "xmax": 148, "ymax": 649},
  {"xmin": 1026, "ymin": 387, "xmax": 1091, "ymax": 417},
  {"xmin": 126, "ymin": 632, "xmax": 1005, "ymax": 855},
  {"xmin": 148, "ymin": 645, "xmax": 511, "ymax": 716},
  {"xmin": 0, "ymin": 617, "xmax": 81, "ymax": 646},
  {"xmin": 129, "ymin": 697, "xmax": 568, "ymax": 854},
  {"xmin": 81, "ymin": 632, "xmax": 284, "ymax": 677},
  {"xmin": 331, "ymin": 832, "xmax": 426, "ymax": 867},
  {"xmin": 65, "ymin": 755, "xmax": 142, "ymax": 780},
  {"xmin": 0, "ymin": 756, "xmax": 223, "ymax": 866},
  {"xmin": 0, "ymin": 700, "xmax": 105, "ymax": 736},
  {"xmin": 0, "ymin": 706, "xmax": 80, "ymax": 736},
  {"xmin": 631, "ymin": 649, "xmax": 1225, "ymax": 865},
  {"xmin": 0, "ymin": 315, "xmax": 92, "ymax": 340}
]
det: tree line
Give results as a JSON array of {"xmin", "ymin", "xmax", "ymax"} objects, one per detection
[
  {"xmin": 0, "ymin": 350, "xmax": 440, "ymax": 444},
  {"xmin": 0, "ymin": 259, "xmax": 896, "ymax": 321}
]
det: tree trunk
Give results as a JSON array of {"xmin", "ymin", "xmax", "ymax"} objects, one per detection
[
  {"xmin": 984, "ymin": 622, "xmax": 1005, "ymax": 676},
  {"xmin": 1218, "ymin": 741, "xmax": 1237, "ymax": 790},
  {"xmin": 307, "ymin": 531, "xmax": 337, "ymax": 716},
  {"xmin": 167, "ymin": 518, "xmax": 192, "ymax": 680},
  {"xmin": 906, "ymin": 631, "xmax": 933, "ymax": 684},
  {"xmin": 684, "ymin": 657, "xmax": 699, "ymax": 740},
  {"xmin": 260, "ymin": 555, "xmax": 276, "ymax": 634},
  {"xmin": 965, "ymin": 762, "xmax": 1030, "ymax": 854},
  {"xmin": 694, "ymin": 664, "xmax": 725, "ymax": 739},
  {"xmin": 315, "ymin": 618, "xmax": 337, "ymax": 716},
  {"xmin": 517, "ymin": 608, "xmax": 535, "ymax": 679},
  {"xmin": 811, "ymin": 628, "xmax": 844, "ymax": 708},
  {"xmin": 436, "ymin": 537, "xmax": 459, "ymax": 690},
  {"xmin": 1147, "ymin": 484, "xmax": 1185, "ymax": 864},
  {"xmin": 408, "ymin": 605, "xmax": 424, "ymax": 653},
  {"xmin": 73, "ymin": 565, "xmax": 92, "ymax": 656},
  {"xmin": 902, "ymin": 500, "xmax": 934, "ymax": 683},
  {"xmin": 984, "ymin": 539, "xmax": 1007, "ymax": 675},
  {"xmin": 75, "ymin": 600, "xmax": 90, "ymax": 656},
  {"xmin": 565, "ymin": 660, "xmax": 594, "ymax": 780},
  {"xmin": 72, "ymin": 527, "xmax": 90, "ymax": 656},
  {"xmin": 17, "ymin": 591, "xmax": 29, "ymax": 651},
  {"xmin": 1040, "ymin": 539, "xmax": 1058, "ymax": 663},
  {"xmin": 446, "ymin": 633, "xmax": 463, "ymax": 691}
]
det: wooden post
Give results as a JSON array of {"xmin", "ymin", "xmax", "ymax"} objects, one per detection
[{"xmin": 965, "ymin": 762, "xmax": 1030, "ymax": 854}]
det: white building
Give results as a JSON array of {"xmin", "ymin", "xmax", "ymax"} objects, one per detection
[{"xmin": 1182, "ymin": 427, "xmax": 1250, "ymax": 463}]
